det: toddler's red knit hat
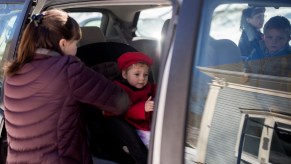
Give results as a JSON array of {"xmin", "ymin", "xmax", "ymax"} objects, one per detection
[{"xmin": 117, "ymin": 52, "xmax": 153, "ymax": 70}]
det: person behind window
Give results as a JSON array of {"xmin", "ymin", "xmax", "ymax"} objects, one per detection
[
  {"xmin": 3, "ymin": 9, "xmax": 130, "ymax": 164},
  {"xmin": 239, "ymin": 6, "xmax": 266, "ymax": 61},
  {"xmin": 245, "ymin": 16, "xmax": 291, "ymax": 76},
  {"xmin": 250, "ymin": 16, "xmax": 291, "ymax": 59}
]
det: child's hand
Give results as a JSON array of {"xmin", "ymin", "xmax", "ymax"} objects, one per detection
[{"xmin": 145, "ymin": 96, "xmax": 154, "ymax": 112}]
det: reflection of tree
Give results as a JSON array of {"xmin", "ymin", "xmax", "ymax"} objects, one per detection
[
  {"xmin": 0, "ymin": 15, "xmax": 9, "ymax": 46},
  {"xmin": 0, "ymin": 9, "xmax": 22, "ymax": 58},
  {"xmin": 0, "ymin": 6, "xmax": 21, "ymax": 33}
]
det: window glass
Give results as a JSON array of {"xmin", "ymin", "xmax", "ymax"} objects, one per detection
[
  {"xmin": 243, "ymin": 117, "xmax": 264, "ymax": 157},
  {"xmin": 68, "ymin": 12, "xmax": 103, "ymax": 27},
  {"xmin": 0, "ymin": 3, "xmax": 23, "ymax": 62},
  {"xmin": 186, "ymin": 2, "xmax": 291, "ymax": 164},
  {"xmin": 210, "ymin": 5, "xmax": 291, "ymax": 45},
  {"xmin": 241, "ymin": 160, "xmax": 252, "ymax": 164},
  {"xmin": 269, "ymin": 122, "xmax": 291, "ymax": 163},
  {"xmin": 136, "ymin": 6, "xmax": 172, "ymax": 40}
]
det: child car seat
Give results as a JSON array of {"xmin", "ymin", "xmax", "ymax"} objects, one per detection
[{"xmin": 76, "ymin": 42, "xmax": 148, "ymax": 164}]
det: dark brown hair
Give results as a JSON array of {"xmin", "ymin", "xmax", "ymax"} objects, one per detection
[
  {"xmin": 240, "ymin": 6, "xmax": 266, "ymax": 30},
  {"xmin": 263, "ymin": 16, "xmax": 291, "ymax": 35},
  {"xmin": 5, "ymin": 9, "xmax": 81, "ymax": 76}
]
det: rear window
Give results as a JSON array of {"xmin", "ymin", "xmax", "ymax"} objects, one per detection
[
  {"xmin": 136, "ymin": 6, "xmax": 172, "ymax": 40},
  {"xmin": 68, "ymin": 12, "xmax": 103, "ymax": 27}
]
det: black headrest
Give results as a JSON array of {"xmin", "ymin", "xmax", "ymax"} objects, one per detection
[{"xmin": 76, "ymin": 42, "xmax": 138, "ymax": 67}]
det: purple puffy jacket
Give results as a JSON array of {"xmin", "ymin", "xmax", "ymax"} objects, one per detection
[{"xmin": 4, "ymin": 51, "xmax": 129, "ymax": 164}]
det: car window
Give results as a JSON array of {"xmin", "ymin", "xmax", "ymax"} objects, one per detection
[
  {"xmin": 136, "ymin": 6, "xmax": 172, "ymax": 40},
  {"xmin": 0, "ymin": 3, "xmax": 23, "ymax": 65},
  {"xmin": 186, "ymin": 2, "xmax": 291, "ymax": 164},
  {"xmin": 68, "ymin": 12, "xmax": 103, "ymax": 27}
]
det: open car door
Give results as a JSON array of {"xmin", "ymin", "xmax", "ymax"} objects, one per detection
[{"xmin": 0, "ymin": 0, "xmax": 38, "ymax": 163}]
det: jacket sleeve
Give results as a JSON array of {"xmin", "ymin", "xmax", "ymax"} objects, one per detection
[{"xmin": 66, "ymin": 57, "xmax": 130, "ymax": 115}]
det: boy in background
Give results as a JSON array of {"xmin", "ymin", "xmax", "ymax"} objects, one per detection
[{"xmin": 245, "ymin": 16, "xmax": 291, "ymax": 76}]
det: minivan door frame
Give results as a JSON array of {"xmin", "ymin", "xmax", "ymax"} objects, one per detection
[{"xmin": 150, "ymin": 0, "xmax": 203, "ymax": 164}]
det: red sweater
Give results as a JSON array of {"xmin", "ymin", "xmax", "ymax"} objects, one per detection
[{"xmin": 115, "ymin": 81, "xmax": 156, "ymax": 131}]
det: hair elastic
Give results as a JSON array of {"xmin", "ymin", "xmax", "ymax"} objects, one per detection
[{"xmin": 30, "ymin": 13, "xmax": 45, "ymax": 27}]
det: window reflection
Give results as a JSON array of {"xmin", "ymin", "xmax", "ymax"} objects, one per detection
[
  {"xmin": 186, "ymin": 3, "xmax": 291, "ymax": 164},
  {"xmin": 0, "ymin": 4, "xmax": 22, "ymax": 56},
  {"xmin": 243, "ymin": 118, "xmax": 264, "ymax": 157},
  {"xmin": 269, "ymin": 123, "xmax": 291, "ymax": 164},
  {"xmin": 0, "ymin": 3, "xmax": 23, "ymax": 78}
]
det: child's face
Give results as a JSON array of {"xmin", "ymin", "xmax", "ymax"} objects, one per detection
[
  {"xmin": 122, "ymin": 63, "xmax": 149, "ymax": 89},
  {"xmin": 264, "ymin": 29, "xmax": 290, "ymax": 53}
]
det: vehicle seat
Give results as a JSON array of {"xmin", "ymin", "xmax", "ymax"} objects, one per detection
[
  {"xmin": 130, "ymin": 37, "xmax": 159, "ymax": 57},
  {"xmin": 78, "ymin": 26, "xmax": 106, "ymax": 47},
  {"xmin": 160, "ymin": 19, "xmax": 170, "ymax": 54},
  {"xmin": 202, "ymin": 37, "xmax": 242, "ymax": 70},
  {"xmin": 130, "ymin": 37, "xmax": 159, "ymax": 82},
  {"xmin": 76, "ymin": 42, "xmax": 148, "ymax": 164}
]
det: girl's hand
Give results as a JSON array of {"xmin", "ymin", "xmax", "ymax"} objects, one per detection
[{"xmin": 145, "ymin": 96, "xmax": 154, "ymax": 112}]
